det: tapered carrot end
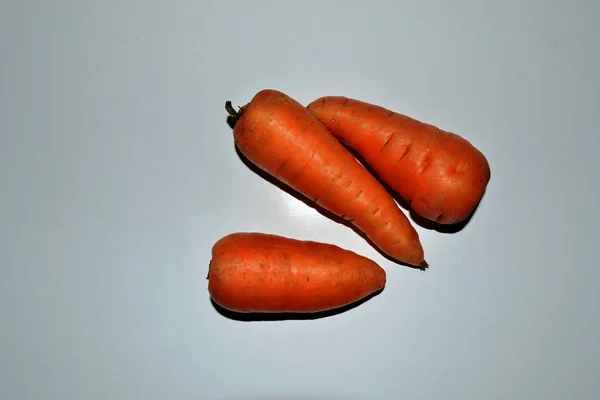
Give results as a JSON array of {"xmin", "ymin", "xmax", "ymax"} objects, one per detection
[{"xmin": 418, "ymin": 260, "xmax": 429, "ymax": 271}]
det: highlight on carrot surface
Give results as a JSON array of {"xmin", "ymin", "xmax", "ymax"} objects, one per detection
[
  {"xmin": 307, "ymin": 96, "xmax": 491, "ymax": 225},
  {"xmin": 225, "ymin": 89, "xmax": 427, "ymax": 269},
  {"xmin": 207, "ymin": 232, "xmax": 387, "ymax": 314}
]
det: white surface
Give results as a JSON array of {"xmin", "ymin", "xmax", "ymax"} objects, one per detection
[{"xmin": 1, "ymin": 1, "xmax": 599, "ymax": 399}]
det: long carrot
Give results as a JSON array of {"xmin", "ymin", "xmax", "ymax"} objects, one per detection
[
  {"xmin": 207, "ymin": 232, "xmax": 386, "ymax": 313},
  {"xmin": 226, "ymin": 89, "xmax": 427, "ymax": 268},
  {"xmin": 307, "ymin": 96, "xmax": 491, "ymax": 225}
]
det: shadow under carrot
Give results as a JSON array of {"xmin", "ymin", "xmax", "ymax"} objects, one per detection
[{"xmin": 210, "ymin": 288, "xmax": 384, "ymax": 322}]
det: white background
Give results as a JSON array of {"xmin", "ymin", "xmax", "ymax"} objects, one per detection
[{"xmin": 1, "ymin": 1, "xmax": 599, "ymax": 399}]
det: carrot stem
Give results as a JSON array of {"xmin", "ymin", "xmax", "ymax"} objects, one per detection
[{"xmin": 225, "ymin": 100, "xmax": 245, "ymax": 127}]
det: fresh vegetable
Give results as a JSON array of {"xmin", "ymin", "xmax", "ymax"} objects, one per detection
[
  {"xmin": 225, "ymin": 89, "xmax": 427, "ymax": 268},
  {"xmin": 207, "ymin": 232, "xmax": 386, "ymax": 313},
  {"xmin": 307, "ymin": 96, "xmax": 491, "ymax": 225}
]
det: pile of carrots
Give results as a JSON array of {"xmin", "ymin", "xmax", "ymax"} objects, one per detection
[{"xmin": 207, "ymin": 89, "xmax": 491, "ymax": 315}]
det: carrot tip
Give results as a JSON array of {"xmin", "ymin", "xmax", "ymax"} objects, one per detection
[{"xmin": 419, "ymin": 260, "xmax": 429, "ymax": 270}]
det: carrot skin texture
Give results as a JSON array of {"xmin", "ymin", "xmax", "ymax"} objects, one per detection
[
  {"xmin": 307, "ymin": 96, "xmax": 491, "ymax": 225},
  {"xmin": 207, "ymin": 232, "xmax": 387, "ymax": 313},
  {"xmin": 227, "ymin": 89, "xmax": 426, "ymax": 268}
]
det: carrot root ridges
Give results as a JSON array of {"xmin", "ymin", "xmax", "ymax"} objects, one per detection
[
  {"xmin": 226, "ymin": 89, "xmax": 427, "ymax": 268},
  {"xmin": 307, "ymin": 96, "xmax": 491, "ymax": 225},
  {"xmin": 207, "ymin": 232, "xmax": 387, "ymax": 313}
]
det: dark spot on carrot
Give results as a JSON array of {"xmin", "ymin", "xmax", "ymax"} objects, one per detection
[
  {"xmin": 292, "ymin": 150, "xmax": 316, "ymax": 182},
  {"xmin": 250, "ymin": 120, "xmax": 258, "ymax": 131},
  {"xmin": 368, "ymin": 106, "xmax": 373, "ymax": 112},
  {"xmin": 387, "ymin": 111, "xmax": 394, "ymax": 118},
  {"xmin": 354, "ymin": 190, "xmax": 364, "ymax": 200},
  {"xmin": 275, "ymin": 159, "xmax": 288, "ymax": 177},
  {"xmin": 372, "ymin": 207, "xmax": 380, "ymax": 216},
  {"xmin": 332, "ymin": 169, "xmax": 346, "ymax": 183},
  {"xmin": 314, "ymin": 196, "xmax": 319, "ymax": 203},
  {"xmin": 346, "ymin": 179, "xmax": 353, "ymax": 188},
  {"xmin": 396, "ymin": 144, "xmax": 411, "ymax": 163},
  {"xmin": 342, "ymin": 98, "xmax": 349, "ymax": 106},
  {"xmin": 306, "ymin": 276, "xmax": 310, "ymax": 282},
  {"xmin": 351, "ymin": 108, "xmax": 358, "ymax": 114},
  {"xmin": 381, "ymin": 133, "xmax": 395, "ymax": 151}
]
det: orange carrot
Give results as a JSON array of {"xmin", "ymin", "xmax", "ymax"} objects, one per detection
[
  {"xmin": 226, "ymin": 89, "xmax": 427, "ymax": 268},
  {"xmin": 307, "ymin": 96, "xmax": 491, "ymax": 225},
  {"xmin": 207, "ymin": 232, "xmax": 386, "ymax": 313}
]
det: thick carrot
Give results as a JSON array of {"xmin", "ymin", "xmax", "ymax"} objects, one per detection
[
  {"xmin": 226, "ymin": 89, "xmax": 427, "ymax": 268},
  {"xmin": 307, "ymin": 96, "xmax": 491, "ymax": 225},
  {"xmin": 207, "ymin": 232, "xmax": 386, "ymax": 313}
]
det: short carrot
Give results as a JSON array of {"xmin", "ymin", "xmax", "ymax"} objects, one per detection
[
  {"xmin": 207, "ymin": 232, "xmax": 386, "ymax": 313},
  {"xmin": 307, "ymin": 96, "xmax": 491, "ymax": 225},
  {"xmin": 226, "ymin": 89, "xmax": 427, "ymax": 268}
]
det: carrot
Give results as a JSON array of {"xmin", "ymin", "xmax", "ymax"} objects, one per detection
[
  {"xmin": 226, "ymin": 89, "xmax": 427, "ymax": 268},
  {"xmin": 207, "ymin": 232, "xmax": 386, "ymax": 313},
  {"xmin": 307, "ymin": 96, "xmax": 491, "ymax": 225}
]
